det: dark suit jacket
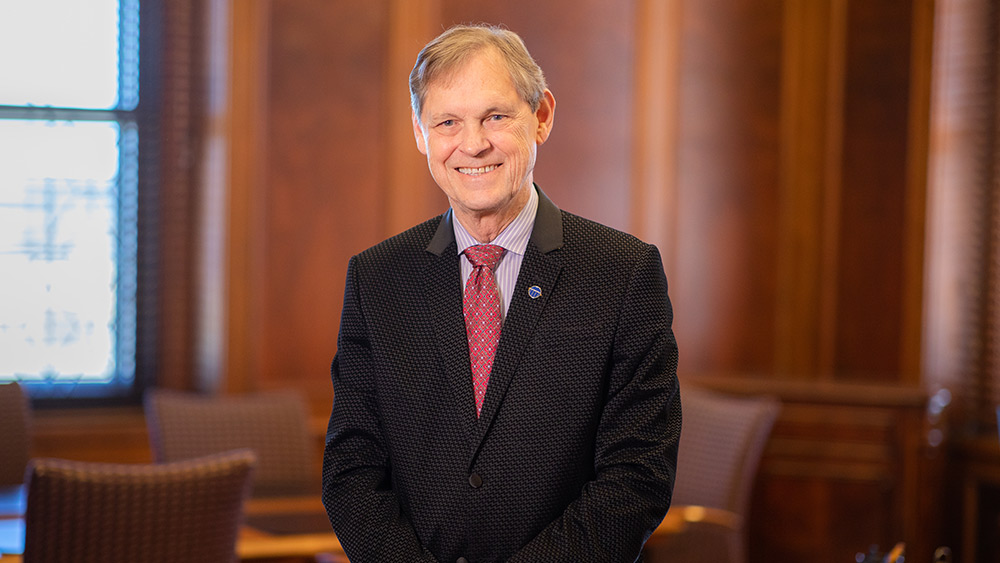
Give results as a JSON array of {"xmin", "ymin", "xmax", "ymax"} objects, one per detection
[{"xmin": 322, "ymin": 187, "xmax": 681, "ymax": 563}]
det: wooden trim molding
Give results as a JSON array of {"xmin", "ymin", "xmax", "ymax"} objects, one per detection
[
  {"xmin": 224, "ymin": 0, "xmax": 271, "ymax": 394},
  {"xmin": 776, "ymin": 0, "xmax": 834, "ymax": 376},
  {"xmin": 197, "ymin": 0, "xmax": 271, "ymax": 393},
  {"xmin": 32, "ymin": 409, "xmax": 152, "ymax": 464},
  {"xmin": 383, "ymin": 0, "xmax": 443, "ymax": 237},
  {"xmin": 900, "ymin": 0, "xmax": 936, "ymax": 382},
  {"xmin": 630, "ymin": 0, "xmax": 682, "ymax": 270},
  {"xmin": 775, "ymin": 0, "xmax": 848, "ymax": 378},
  {"xmin": 686, "ymin": 374, "xmax": 929, "ymax": 407}
]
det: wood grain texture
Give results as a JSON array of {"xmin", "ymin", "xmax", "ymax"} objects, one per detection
[
  {"xmin": 672, "ymin": 0, "xmax": 784, "ymax": 374},
  {"xmin": 195, "ymin": 1, "xmax": 949, "ymax": 561},
  {"xmin": 834, "ymin": 0, "xmax": 914, "ymax": 380},
  {"xmin": 258, "ymin": 1, "xmax": 389, "ymax": 400}
]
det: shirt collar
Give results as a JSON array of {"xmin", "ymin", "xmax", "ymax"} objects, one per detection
[{"xmin": 453, "ymin": 186, "xmax": 538, "ymax": 257}]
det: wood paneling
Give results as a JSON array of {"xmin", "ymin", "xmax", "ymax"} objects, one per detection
[
  {"xmin": 631, "ymin": 0, "xmax": 683, "ymax": 268},
  {"xmin": 30, "ymin": 1, "xmax": 955, "ymax": 559},
  {"xmin": 208, "ymin": 0, "xmax": 643, "ymax": 414},
  {"xmin": 258, "ymin": 1, "xmax": 389, "ymax": 395},
  {"xmin": 194, "ymin": 0, "xmax": 947, "ymax": 561},
  {"xmin": 32, "ymin": 409, "xmax": 153, "ymax": 464},
  {"xmin": 835, "ymin": 0, "xmax": 915, "ymax": 379},
  {"xmin": 776, "ymin": 0, "xmax": 844, "ymax": 376},
  {"xmin": 383, "ymin": 0, "xmax": 446, "ymax": 235},
  {"xmin": 211, "ymin": 0, "xmax": 937, "ymax": 383},
  {"xmin": 695, "ymin": 376, "xmax": 945, "ymax": 562},
  {"xmin": 673, "ymin": 0, "xmax": 784, "ymax": 373}
]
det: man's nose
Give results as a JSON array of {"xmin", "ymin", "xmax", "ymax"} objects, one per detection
[{"xmin": 460, "ymin": 124, "xmax": 490, "ymax": 156}]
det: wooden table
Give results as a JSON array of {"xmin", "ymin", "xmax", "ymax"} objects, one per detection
[
  {"xmin": 0, "ymin": 490, "xmax": 344, "ymax": 563},
  {"xmin": 0, "ymin": 490, "xmax": 702, "ymax": 562},
  {"xmin": 238, "ymin": 495, "xmax": 344, "ymax": 561}
]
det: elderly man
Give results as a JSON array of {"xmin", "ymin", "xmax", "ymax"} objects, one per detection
[{"xmin": 322, "ymin": 24, "xmax": 681, "ymax": 563}]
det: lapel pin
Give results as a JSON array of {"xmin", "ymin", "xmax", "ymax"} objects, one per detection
[{"xmin": 528, "ymin": 285, "xmax": 542, "ymax": 299}]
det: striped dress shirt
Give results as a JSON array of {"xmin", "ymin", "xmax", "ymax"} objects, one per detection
[{"xmin": 452, "ymin": 185, "xmax": 539, "ymax": 321}]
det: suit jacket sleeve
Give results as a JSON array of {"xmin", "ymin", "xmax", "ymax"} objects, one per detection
[
  {"xmin": 509, "ymin": 244, "xmax": 681, "ymax": 563},
  {"xmin": 321, "ymin": 256, "xmax": 439, "ymax": 562}
]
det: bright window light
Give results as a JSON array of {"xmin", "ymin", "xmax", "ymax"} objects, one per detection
[
  {"xmin": 0, "ymin": 0, "xmax": 122, "ymax": 109},
  {"xmin": 0, "ymin": 0, "xmax": 142, "ymax": 398}
]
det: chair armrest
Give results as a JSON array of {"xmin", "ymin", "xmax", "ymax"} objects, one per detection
[{"xmin": 652, "ymin": 504, "xmax": 743, "ymax": 538}]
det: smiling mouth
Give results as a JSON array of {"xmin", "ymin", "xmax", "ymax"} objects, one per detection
[{"xmin": 457, "ymin": 164, "xmax": 500, "ymax": 176}]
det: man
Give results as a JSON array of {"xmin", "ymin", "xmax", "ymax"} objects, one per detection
[{"xmin": 322, "ymin": 24, "xmax": 680, "ymax": 563}]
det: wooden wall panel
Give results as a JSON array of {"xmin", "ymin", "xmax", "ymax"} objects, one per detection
[
  {"xmin": 196, "ymin": 0, "xmax": 946, "ymax": 561},
  {"xmin": 34, "ymin": 1, "xmax": 953, "ymax": 560},
  {"xmin": 224, "ymin": 0, "xmax": 939, "ymax": 389},
  {"xmin": 755, "ymin": 402, "xmax": 903, "ymax": 561},
  {"xmin": 775, "ymin": 0, "xmax": 843, "ymax": 376},
  {"xmin": 697, "ymin": 376, "xmax": 944, "ymax": 563},
  {"xmin": 382, "ymin": 0, "xmax": 449, "ymax": 236},
  {"xmin": 672, "ymin": 0, "xmax": 784, "ymax": 373},
  {"xmin": 754, "ymin": 478, "xmax": 894, "ymax": 561},
  {"xmin": 257, "ymin": 1, "xmax": 389, "ymax": 397},
  {"xmin": 218, "ymin": 0, "xmax": 643, "ymax": 411},
  {"xmin": 835, "ymin": 0, "xmax": 915, "ymax": 379},
  {"xmin": 32, "ymin": 410, "xmax": 153, "ymax": 465},
  {"xmin": 630, "ymin": 0, "xmax": 683, "ymax": 269}
]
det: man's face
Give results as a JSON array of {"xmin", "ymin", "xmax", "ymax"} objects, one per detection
[{"xmin": 413, "ymin": 49, "xmax": 554, "ymax": 228}]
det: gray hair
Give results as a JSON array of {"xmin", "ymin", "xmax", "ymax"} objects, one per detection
[{"xmin": 409, "ymin": 24, "xmax": 547, "ymax": 123}]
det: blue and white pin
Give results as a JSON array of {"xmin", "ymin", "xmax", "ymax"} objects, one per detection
[{"xmin": 527, "ymin": 285, "xmax": 542, "ymax": 300}]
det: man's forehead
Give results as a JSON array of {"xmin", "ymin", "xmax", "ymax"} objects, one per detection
[
  {"xmin": 424, "ymin": 57, "xmax": 522, "ymax": 110},
  {"xmin": 430, "ymin": 49, "xmax": 509, "ymax": 89}
]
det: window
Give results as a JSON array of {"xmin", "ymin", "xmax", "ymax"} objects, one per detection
[{"xmin": 0, "ymin": 0, "xmax": 159, "ymax": 402}]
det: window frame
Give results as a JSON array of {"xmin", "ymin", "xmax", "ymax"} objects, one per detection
[{"xmin": 0, "ymin": 0, "xmax": 165, "ymax": 407}]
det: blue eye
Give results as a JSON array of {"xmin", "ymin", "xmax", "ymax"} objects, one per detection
[
  {"xmin": 489, "ymin": 114, "xmax": 505, "ymax": 121},
  {"xmin": 440, "ymin": 119, "xmax": 455, "ymax": 127}
]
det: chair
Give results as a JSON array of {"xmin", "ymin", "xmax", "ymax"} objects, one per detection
[
  {"xmin": 145, "ymin": 389, "xmax": 316, "ymax": 497},
  {"xmin": 22, "ymin": 449, "xmax": 256, "ymax": 563},
  {"xmin": 645, "ymin": 386, "xmax": 781, "ymax": 563},
  {"xmin": 0, "ymin": 382, "xmax": 32, "ymax": 487}
]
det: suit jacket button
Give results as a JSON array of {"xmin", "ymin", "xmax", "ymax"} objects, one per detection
[
  {"xmin": 457, "ymin": 558, "xmax": 469, "ymax": 563},
  {"xmin": 468, "ymin": 473, "xmax": 483, "ymax": 488}
]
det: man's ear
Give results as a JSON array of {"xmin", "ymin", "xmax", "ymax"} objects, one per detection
[
  {"xmin": 412, "ymin": 110, "xmax": 428, "ymax": 155},
  {"xmin": 535, "ymin": 89, "xmax": 556, "ymax": 144}
]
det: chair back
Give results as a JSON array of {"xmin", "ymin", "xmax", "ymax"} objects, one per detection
[
  {"xmin": 22, "ymin": 449, "xmax": 256, "ymax": 563},
  {"xmin": 0, "ymin": 382, "xmax": 32, "ymax": 486},
  {"xmin": 672, "ymin": 387, "xmax": 780, "ymax": 515},
  {"xmin": 145, "ymin": 389, "xmax": 315, "ymax": 497},
  {"xmin": 655, "ymin": 386, "xmax": 780, "ymax": 563}
]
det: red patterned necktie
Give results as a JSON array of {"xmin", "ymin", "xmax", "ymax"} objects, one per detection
[{"xmin": 463, "ymin": 244, "xmax": 505, "ymax": 417}]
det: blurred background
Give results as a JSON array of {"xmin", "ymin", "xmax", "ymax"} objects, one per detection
[{"xmin": 1, "ymin": 0, "xmax": 998, "ymax": 561}]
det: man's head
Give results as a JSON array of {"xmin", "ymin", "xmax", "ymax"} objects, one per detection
[
  {"xmin": 409, "ymin": 24, "xmax": 556, "ymax": 240},
  {"xmin": 409, "ymin": 24, "xmax": 547, "ymax": 123}
]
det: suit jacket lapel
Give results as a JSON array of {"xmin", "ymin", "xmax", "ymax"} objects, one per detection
[
  {"xmin": 425, "ymin": 189, "xmax": 566, "ymax": 464},
  {"xmin": 474, "ymin": 187, "xmax": 564, "ymax": 448},
  {"xmin": 424, "ymin": 211, "xmax": 479, "ymax": 454}
]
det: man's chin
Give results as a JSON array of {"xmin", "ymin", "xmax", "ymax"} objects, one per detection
[{"xmin": 449, "ymin": 188, "xmax": 507, "ymax": 211}]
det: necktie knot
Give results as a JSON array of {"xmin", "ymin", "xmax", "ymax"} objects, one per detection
[{"xmin": 464, "ymin": 244, "xmax": 505, "ymax": 270}]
